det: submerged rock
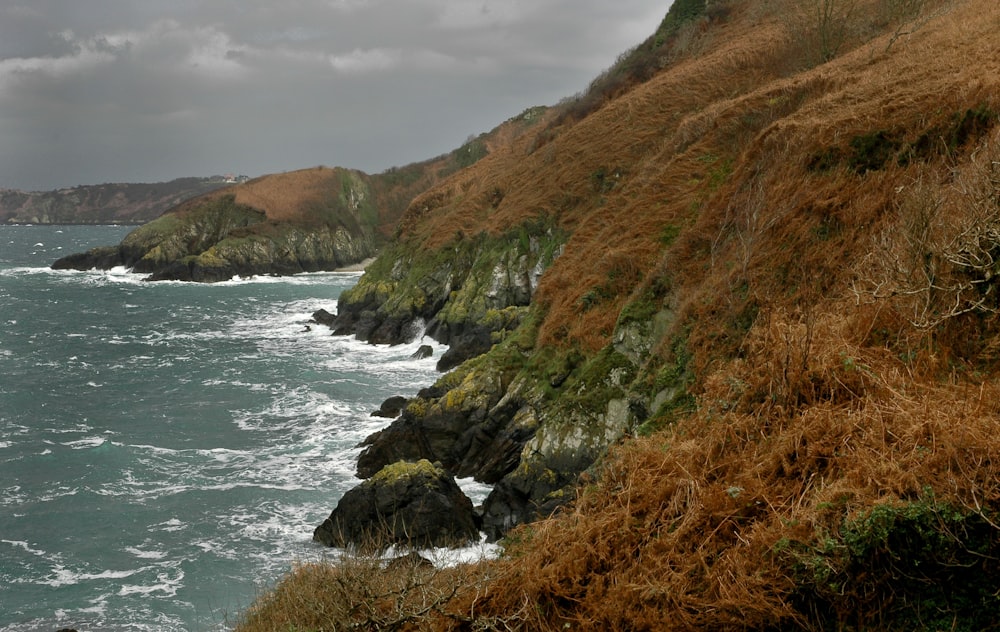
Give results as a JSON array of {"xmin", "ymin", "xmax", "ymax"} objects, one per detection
[
  {"xmin": 410, "ymin": 344, "xmax": 434, "ymax": 360},
  {"xmin": 313, "ymin": 459, "xmax": 478, "ymax": 549}
]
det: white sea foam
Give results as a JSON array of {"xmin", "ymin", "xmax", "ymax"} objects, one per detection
[
  {"xmin": 211, "ymin": 270, "xmax": 362, "ymax": 287},
  {"xmin": 49, "ymin": 423, "xmax": 94, "ymax": 435},
  {"xmin": 34, "ymin": 486, "xmax": 80, "ymax": 503},
  {"xmin": 455, "ymin": 477, "xmax": 494, "ymax": 505},
  {"xmin": 0, "ymin": 264, "xmax": 146, "ymax": 286},
  {"xmin": 40, "ymin": 565, "xmax": 141, "ymax": 588},
  {"xmin": 61, "ymin": 436, "xmax": 109, "ymax": 449},
  {"xmin": 81, "ymin": 266, "xmax": 147, "ymax": 286},
  {"xmin": 232, "ymin": 387, "xmax": 356, "ymax": 433},
  {"xmin": 2, "ymin": 539, "xmax": 49, "ymax": 557},
  {"xmin": 118, "ymin": 568, "xmax": 184, "ymax": 597},
  {"xmin": 424, "ymin": 535, "xmax": 503, "ymax": 566},
  {"xmin": 125, "ymin": 546, "xmax": 168, "ymax": 560},
  {"xmin": 150, "ymin": 518, "xmax": 187, "ymax": 532},
  {"xmin": 371, "ymin": 533, "xmax": 502, "ymax": 569}
]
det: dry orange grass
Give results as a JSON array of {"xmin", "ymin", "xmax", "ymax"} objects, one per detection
[
  {"xmin": 452, "ymin": 302, "xmax": 1000, "ymax": 630},
  {"xmin": 233, "ymin": 167, "xmax": 348, "ymax": 223},
  {"xmin": 235, "ymin": 553, "xmax": 496, "ymax": 632},
  {"xmin": 442, "ymin": 0, "xmax": 1000, "ymax": 627},
  {"xmin": 390, "ymin": 0, "xmax": 1000, "ymax": 354},
  {"xmin": 239, "ymin": 303, "xmax": 1000, "ymax": 630},
  {"xmin": 239, "ymin": 1, "xmax": 1000, "ymax": 629}
]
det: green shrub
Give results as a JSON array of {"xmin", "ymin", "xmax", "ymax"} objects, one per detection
[{"xmin": 785, "ymin": 493, "xmax": 1000, "ymax": 630}]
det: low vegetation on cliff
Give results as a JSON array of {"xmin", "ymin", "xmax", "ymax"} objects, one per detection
[{"xmin": 239, "ymin": 0, "xmax": 1000, "ymax": 628}]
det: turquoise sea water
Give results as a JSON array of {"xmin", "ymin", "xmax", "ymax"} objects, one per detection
[{"xmin": 0, "ymin": 225, "xmax": 469, "ymax": 631}]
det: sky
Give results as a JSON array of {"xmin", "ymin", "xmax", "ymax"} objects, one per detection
[{"xmin": 0, "ymin": 1, "xmax": 669, "ymax": 191}]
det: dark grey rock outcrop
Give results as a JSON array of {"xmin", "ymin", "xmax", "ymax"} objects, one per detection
[
  {"xmin": 310, "ymin": 309, "xmax": 337, "ymax": 327},
  {"xmin": 355, "ymin": 370, "xmax": 533, "ymax": 485},
  {"xmin": 410, "ymin": 344, "xmax": 434, "ymax": 360},
  {"xmin": 371, "ymin": 395, "xmax": 409, "ymax": 419},
  {"xmin": 313, "ymin": 459, "xmax": 478, "ymax": 549},
  {"xmin": 51, "ymin": 246, "xmax": 124, "ymax": 271}
]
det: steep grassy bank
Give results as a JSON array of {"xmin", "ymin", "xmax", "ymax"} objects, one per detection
[{"xmin": 238, "ymin": 0, "xmax": 1000, "ymax": 628}]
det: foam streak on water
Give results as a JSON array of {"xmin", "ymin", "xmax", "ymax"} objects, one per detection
[{"xmin": 0, "ymin": 226, "xmax": 451, "ymax": 631}]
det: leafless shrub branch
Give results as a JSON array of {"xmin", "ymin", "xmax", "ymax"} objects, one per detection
[{"xmin": 853, "ymin": 142, "xmax": 1000, "ymax": 328}]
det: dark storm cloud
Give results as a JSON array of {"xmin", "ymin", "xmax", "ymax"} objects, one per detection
[{"xmin": 0, "ymin": 0, "xmax": 668, "ymax": 191}]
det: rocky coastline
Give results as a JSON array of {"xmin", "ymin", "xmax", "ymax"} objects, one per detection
[
  {"xmin": 307, "ymin": 220, "xmax": 683, "ymax": 547},
  {"xmin": 52, "ymin": 192, "xmax": 380, "ymax": 282}
]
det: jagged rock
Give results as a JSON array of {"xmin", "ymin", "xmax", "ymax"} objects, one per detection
[
  {"xmin": 479, "ymin": 454, "xmax": 584, "ymax": 542},
  {"xmin": 310, "ymin": 308, "xmax": 337, "ymax": 327},
  {"xmin": 371, "ymin": 395, "xmax": 409, "ymax": 418},
  {"xmin": 410, "ymin": 344, "xmax": 434, "ymax": 360},
  {"xmin": 479, "ymin": 388, "xmax": 643, "ymax": 539},
  {"xmin": 51, "ymin": 246, "xmax": 123, "ymax": 271},
  {"xmin": 356, "ymin": 414, "xmax": 436, "ymax": 477},
  {"xmin": 355, "ymin": 369, "xmax": 532, "ymax": 483},
  {"xmin": 417, "ymin": 383, "xmax": 448, "ymax": 400},
  {"xmin": 433, "ymin": 324, "xmax": 494, "ymax": 372},
  {"xmin": 313, "ymin": 459, "xmax": 478, "ymax": 549},
  {"xmin": 330, "ymin": 227, "xmax": 562, "ymax": 350}
]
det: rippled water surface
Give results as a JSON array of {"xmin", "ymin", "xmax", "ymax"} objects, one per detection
[{"xmin": 0, "ymin": 225, "xmax": 463, "ymax": 631}]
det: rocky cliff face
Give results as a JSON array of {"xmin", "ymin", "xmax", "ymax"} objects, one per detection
[
  {"xmin": 52, "ymin": 170, "xmax": 384, "ymax": 281},
  {"xmin": 330, "ymin": 220, "xmax": 564, "ymax": 368},
  {"xmin": 322, "ymin": 196, "xmax": 694, "ymax": 539}
]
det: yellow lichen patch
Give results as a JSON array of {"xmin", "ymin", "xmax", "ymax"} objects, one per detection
[{"xmin": 370, "ymin": 459, "xmax": 441, "ymax": 485}]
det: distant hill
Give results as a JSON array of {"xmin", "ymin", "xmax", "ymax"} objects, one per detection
[
  {"xmin": 51, "ymin": 110, "xmax": 543, "ymax": 280},
  {"xmin": 0, "ymin": 177, "xmax": 232, "ymax": 225}
]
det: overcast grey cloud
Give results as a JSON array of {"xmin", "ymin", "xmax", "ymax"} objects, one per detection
[{"xmin": 0, "ymin": 1, "xmax": 668, "ymax": 191}]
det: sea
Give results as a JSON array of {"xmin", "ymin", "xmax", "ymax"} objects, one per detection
[{"xmin": 0, "ymin": 225, "xmax": 491, "ymax": 631}]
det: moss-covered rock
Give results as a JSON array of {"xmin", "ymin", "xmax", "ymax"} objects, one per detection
[
  {"xmin": 313, "ymin": 459, "xmax": 478, "ymax": 550},
  {"xmin": 331, "ymin": 222, "xmax": 565, "ymax": 355},
  {"xmin": 351, "ymin": 301, "xmax": 673, "ymax": 541},
  {"xmin": 356, "ymin": 356, "xmax": 527, "ymax": 482},
  {"xmin": 51, "ymin": 165, "xmax": 402, "ymax": 281}
]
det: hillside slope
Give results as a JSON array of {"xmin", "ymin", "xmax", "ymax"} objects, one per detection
[
  {"xmin": 0, "ymin": 177, "xmax": 229, "ymax": 225},
  {"xmin": 246, "ymin": 0, "xmax": 1000, "ymax": 629},
  {"xmin": 50, "ymin": 117, "xmax": 539, "ymax": 281}
]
